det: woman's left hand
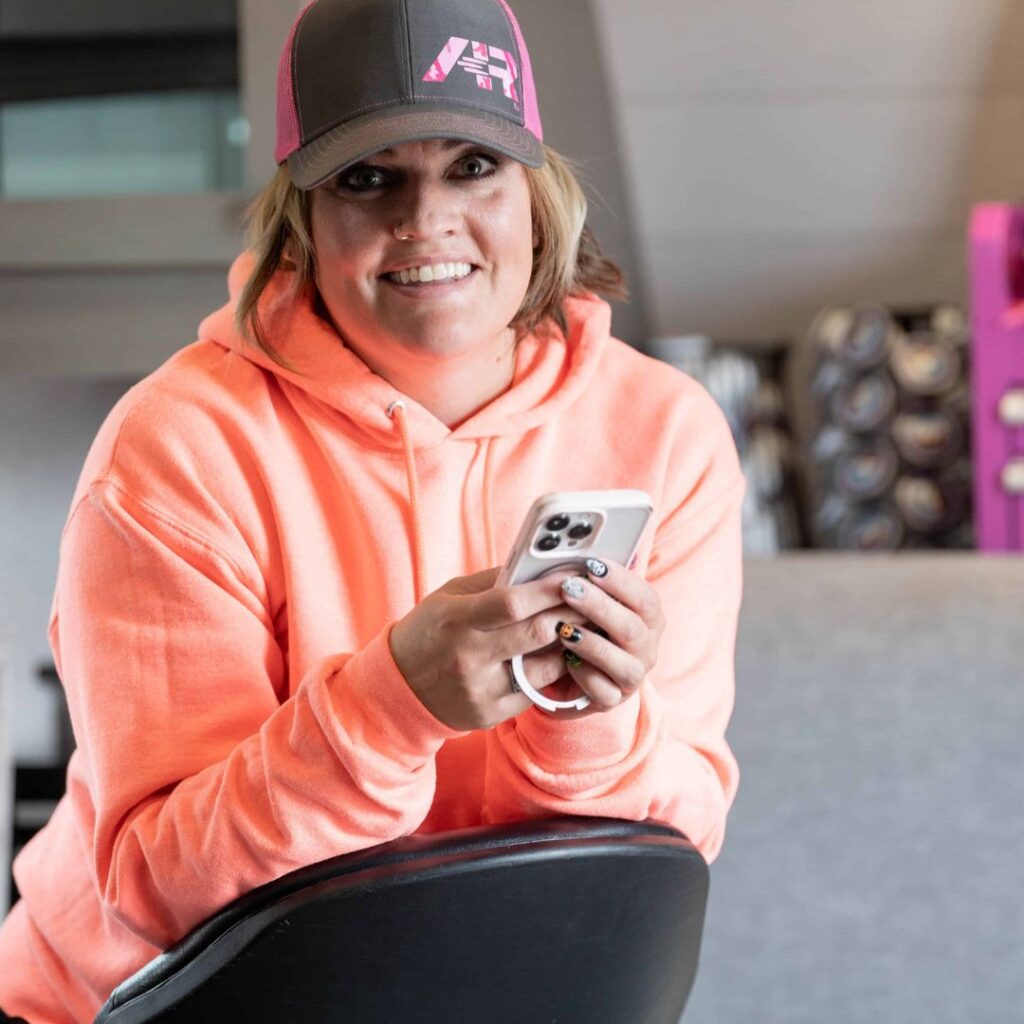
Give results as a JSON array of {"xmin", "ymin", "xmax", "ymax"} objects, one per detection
[{"xmin": 549, "ymin": 557, "xmax": 665, "ymax": 718}]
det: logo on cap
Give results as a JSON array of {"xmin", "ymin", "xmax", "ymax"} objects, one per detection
[{"xmin": 423, "ymin": 37, "xmax": 520, "ymax": 108}]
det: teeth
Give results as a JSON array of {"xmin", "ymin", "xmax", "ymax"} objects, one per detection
[{"xmin": 389, "ymin": 262, "xmax": 473, "ymax": 285}]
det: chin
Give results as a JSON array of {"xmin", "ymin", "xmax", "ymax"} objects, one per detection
[{"xmin": 395, "ymin": 319, "xmax": 507, "ymax": 353}]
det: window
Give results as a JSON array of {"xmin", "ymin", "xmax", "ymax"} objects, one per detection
[{"xmin": 0, "ymin": 0, "xmax": 245, "ymax": 197}]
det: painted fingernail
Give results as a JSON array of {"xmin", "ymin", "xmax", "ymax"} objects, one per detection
[
  {"xmin": 555, "ymin": 621, "xmax": 583, "ymax": 643},
  {"xmin": 563, "ymin": 649, "xmax": 584, "ymax": 667},
  {"xmin": 585, "ymin": 558, "xmax": 608, "ymax": 578},
  {"xmin": 561, "ymin": 577, "xmax": 586, "ymax": 599}
]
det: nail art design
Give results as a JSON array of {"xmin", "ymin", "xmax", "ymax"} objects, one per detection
[
  {"xmin": 561, "ymin": 577, "xmax": 586, "ymax": 599},
  {"xmin": 585, "ymin": 558, "xmax": 608, "ymax": 578},
  {"xmin": 556, "ymin": 621, "xmax": 583, "ymax": 643},
  {"xmin": 563, "ymin": 649, "xmax": 584, "ymax": 667}
]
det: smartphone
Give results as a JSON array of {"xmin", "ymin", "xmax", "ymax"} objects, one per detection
[{"xmin": 498, "ymin": 489, "xmax": 654, "ymax": 712}]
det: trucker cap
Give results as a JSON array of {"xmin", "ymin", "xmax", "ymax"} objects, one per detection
[{"xmin": 274, "ymin": 0, "xmax": 546, "ymax": 190}]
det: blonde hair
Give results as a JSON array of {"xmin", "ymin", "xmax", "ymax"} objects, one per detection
[{"xmin": 234, "ymin": 144, "xmax": 628, "ymax": 370}]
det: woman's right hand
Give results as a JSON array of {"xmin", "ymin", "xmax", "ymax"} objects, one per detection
[{"xmin": 388, "ymin": 566, "xmax": 591, "ymax": 731}]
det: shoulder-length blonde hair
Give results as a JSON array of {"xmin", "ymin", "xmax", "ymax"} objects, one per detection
[{"xmin": 234, "ymin": 144, "xmax": 628, "ymax": 371}]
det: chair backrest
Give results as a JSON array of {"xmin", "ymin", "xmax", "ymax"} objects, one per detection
[{"xmin": 93, "ymin": 817, "xmax": 708, "ymax": 1024}]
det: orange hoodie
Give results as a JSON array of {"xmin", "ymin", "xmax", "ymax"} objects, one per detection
[{"xmin": 0, "ymin": 251, "xmax": 745, "ymax": 1023}]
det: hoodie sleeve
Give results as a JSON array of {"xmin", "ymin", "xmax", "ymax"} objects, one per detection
[
  {"xmin": 481, "ymin": 412, "xmax": 746, "ymax": 864},
  {"xmin": 50, "ymin": 478, "xmax": 463, "ymax": 949}
]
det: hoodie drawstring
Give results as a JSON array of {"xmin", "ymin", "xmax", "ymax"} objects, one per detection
[
  {"xmin": 386, "ymin": 401, "xmax": 427, "ymax": 605},
  {"xmin": 482, "ymin": 436, "xmax": 499, "ymax": 569},
  {"xmin": 386, "ymin": 401, "xmax": 500, "ymax": 605}
]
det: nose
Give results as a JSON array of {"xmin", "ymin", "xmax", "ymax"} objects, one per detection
[{"xmin": 391, "ymin": 177, "xmax": 460, "ymax": 241}]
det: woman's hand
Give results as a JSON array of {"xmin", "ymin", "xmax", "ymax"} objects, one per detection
[
  {"xmin": 388, "ymin": 566, "xmax": 590, "ymax": 731},
  {"xmin": 546, "ymin": 557, "xmax": 666, "ymax": 721}
]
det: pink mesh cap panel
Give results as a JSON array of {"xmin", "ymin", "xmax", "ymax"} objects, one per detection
[
  {"xmin": 495, "ymin": 0, "xmax": 543, "ymax": 141},
  {"xmin": 274, "ymin": 2, "xmax": 317, "ymax": 164}
]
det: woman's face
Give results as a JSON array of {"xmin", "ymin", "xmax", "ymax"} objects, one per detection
[{"xmin": 309, "ymin": 138, "xmax": 535, "ymax": 364}]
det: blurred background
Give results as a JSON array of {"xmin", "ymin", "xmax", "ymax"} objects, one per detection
[{"xmin": 1, "ymin": 2, "xmax": 1022, "ymax": 1021}]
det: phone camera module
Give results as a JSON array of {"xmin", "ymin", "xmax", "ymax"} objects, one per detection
[
  {"xmin": 537, "ymin": 534, "xmax": 561, "ymax": 551},
  {"xmin": 567, "ymin": 523, "xmax": 593, "ymax": 540},
  {"xmin": 545, "ymin": 514, "xmax": 570, "ymax": 532}
]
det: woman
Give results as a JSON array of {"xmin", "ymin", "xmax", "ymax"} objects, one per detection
[{"xmin": 0, "ymin": 0, "xmax": 746, "ymax": 1020}]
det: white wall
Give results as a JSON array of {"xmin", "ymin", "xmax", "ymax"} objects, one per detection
[
  {"xmin": 0, "ymin": 378, "xmax": 135, "ymax": 762},
  {"xmin": 593, "ymin": 0, "xmax": 1024, "ymax": 341}
]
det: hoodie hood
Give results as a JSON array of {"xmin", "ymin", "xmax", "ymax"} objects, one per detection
[{"xmin": 197, "ymin": 250, "xmax": 613, "ymax": 451}]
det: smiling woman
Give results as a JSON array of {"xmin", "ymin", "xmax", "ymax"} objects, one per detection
[
  {"xmin": 236, "ymin": 136, "xmax": 626, "ymax": 423},
  {"xmin": 0, "ymin": 1, "xmax": 746, "ymax": 1020},
  {"xmin": 303, "ymin": 138, "xmax": 537, "ymax": 426}
]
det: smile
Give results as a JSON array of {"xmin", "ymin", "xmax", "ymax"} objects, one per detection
[{"xmin": 383, "ymin": 261, "xmax": 474, "ymax": 286}]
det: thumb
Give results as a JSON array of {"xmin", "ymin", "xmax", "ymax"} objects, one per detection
[{"xmin": 441, "ymin": 565, "xmax": 503, "ymax": 597}]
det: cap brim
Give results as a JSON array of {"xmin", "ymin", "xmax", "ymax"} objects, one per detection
[{"xmin": 286, "ymin": 103, "xmax": 545, "ymax": 190}]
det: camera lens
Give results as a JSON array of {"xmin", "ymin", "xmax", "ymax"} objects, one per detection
[
  {"xmin": 568, "ymin": 523, "xmax": 593, "ymax": 539},
  {"xmin": 537, "ymin": 534, "xmax": 561, "ymax": 551},
  {"xmin": 545, "ymin": 514, "xmax": 570, "ymax": 531}
]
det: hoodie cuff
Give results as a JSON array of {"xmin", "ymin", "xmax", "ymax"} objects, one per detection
[
  {"xmin": 329, "ymin": 624, "xmax": 469, "ymax": 762},
  {"xmin": 514, "ymin": 689, "xmax": 644, "ymax": 774}
]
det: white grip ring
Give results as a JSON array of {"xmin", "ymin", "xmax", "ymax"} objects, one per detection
[{"xmin": 509, "ymin": 653, "xmax": 591, "ymax": 712}]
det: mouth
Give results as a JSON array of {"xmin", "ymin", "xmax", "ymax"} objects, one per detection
[{"xmin": 381, "ymin": 261, "xmax": 476, "ymax": 288}]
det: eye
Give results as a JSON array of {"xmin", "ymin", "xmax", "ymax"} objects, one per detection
[
  {"xmin": 334, "ymin": 164, "xmax": 390, "ymax": 193},
  {"xmin": 454, "ymin": 150, "xmax": 500, "ymax": 179}
]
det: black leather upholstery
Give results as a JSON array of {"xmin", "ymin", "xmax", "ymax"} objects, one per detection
[{"xmin": 93, "ymin": 816, "xmax": 709, "ymax": 1024}]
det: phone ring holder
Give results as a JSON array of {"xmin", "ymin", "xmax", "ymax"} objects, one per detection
[{"xmin": 508, "ymin": 653, "xmax": 592, "ymax": 713}]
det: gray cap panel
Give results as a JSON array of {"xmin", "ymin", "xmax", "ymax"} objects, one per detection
[
  {"xmin": 294, "ymin": 0, "xmax": 410, "ymax": 143},
  {"xmin": 405, "ymin": 0, "xmax": 525, "ymax": 125}
]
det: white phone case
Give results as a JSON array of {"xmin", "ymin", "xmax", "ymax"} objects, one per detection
[{"xmin": 497, "ymin": 489, "xmax": 654, "ymax": 712}]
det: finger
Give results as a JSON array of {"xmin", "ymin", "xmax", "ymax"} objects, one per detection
[
  {"xmin": 561, "ymin": 652, "xmax": 627, "ymax": 709},
  {"xmin": 507, "ymin": 649, "xmax": 611, "ymax": 721},
  {"xmin": 498, "ymin": 649, "xmax": 581, "ymax": 709},
  {"xmin": 522, "ymin": 649, "xmax": 575, "ymax": 691},
  {"xmin": 580, "ymin": 558, "xmax": 664, "ymax": 630},
  {"xmin": 485, "ymin": 606, "xmax": 590, "ymax": 669},
  {"xmin": 443, "ymin": 565, "xmax": 503, "ymax": 596},
  {"xmin": 553, "ymin": 621, "xmax": 647, "ymax": 701},
  {"xmin": 558, "ymin": 574, "xmax": 649, "ymax": 656},
  {"xmin": 464, "ymin": 569, "xmax": 581, "ymax": 631}
]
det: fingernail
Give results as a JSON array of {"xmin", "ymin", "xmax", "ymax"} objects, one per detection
[
  {"xmin": 585, "ymin": 558, "xmax": 608, "ymax": 578},
  {"xmin": 561, "ymin": 577, "xmax": 586, "ymax": 599},
  {"xmin": 555, "ymin": 621, "xmax": 583, "ymax": 643},
  {"xmin": 563, "ymin": 649, "xmax": 583, "ymax": 667}
]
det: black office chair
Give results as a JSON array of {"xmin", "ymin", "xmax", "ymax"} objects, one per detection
[{"xmin": 93, "ymin": 817, "xmax": 710, "ymax": 1024}]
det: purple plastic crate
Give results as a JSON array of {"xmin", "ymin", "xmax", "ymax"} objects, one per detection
[{"xmin": 968, "ymin": 204, "xmax": 1024, "ymax": 551}]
